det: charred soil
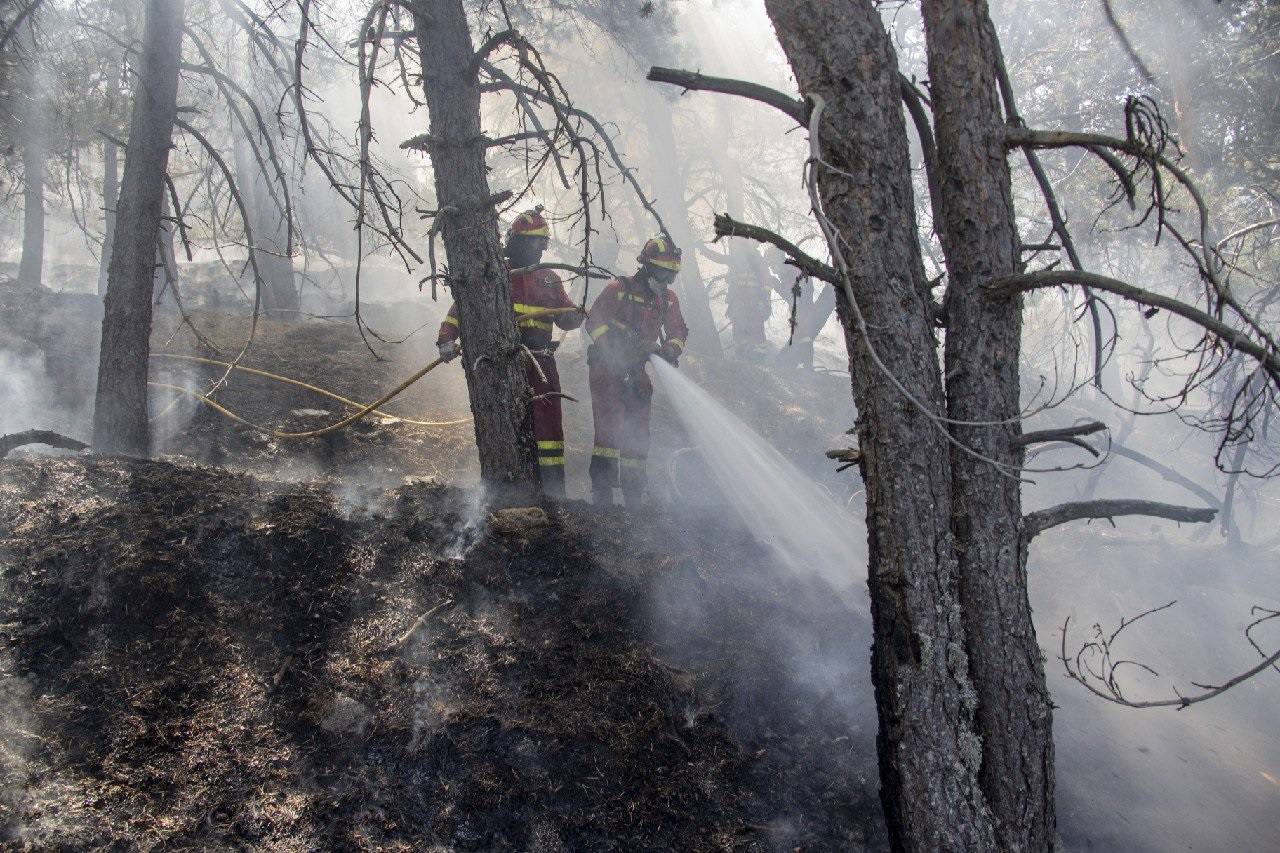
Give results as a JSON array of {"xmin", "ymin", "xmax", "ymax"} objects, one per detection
[{"xmin": 0, "ymin": 456, "xmax": 884, "ymax": 851}]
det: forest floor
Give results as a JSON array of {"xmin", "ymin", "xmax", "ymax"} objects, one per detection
[{"xmin": 0, "ymin": 279, "xmax": 883, "ymax": 851}]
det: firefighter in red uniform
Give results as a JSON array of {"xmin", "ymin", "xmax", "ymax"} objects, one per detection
[
  {"xmin": 435, "ymin": 209, "xmax": 582, "ymax": 497},
  {"xmin": 584, "ymin": 236, "xmax": 689, "ymax": 507}
]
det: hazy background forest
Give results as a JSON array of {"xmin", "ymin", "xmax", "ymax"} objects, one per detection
[{"xmin": 0, "ymin": 0, "xmax": 1276, "ymax": 850}]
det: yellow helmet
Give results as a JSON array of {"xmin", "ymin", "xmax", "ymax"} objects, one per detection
[{"xmin": 637, "ymin": 236, "xmax": 682, "ymax": 272}]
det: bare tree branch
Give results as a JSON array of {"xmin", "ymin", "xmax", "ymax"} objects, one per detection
[
  {"xmin": 1012, "ymin": 420, "xmax": 1107, "ymax": 452},
  {"xmin": 712, "ymin": 212, "xmax": 837, "ymax": 283},
  {"xmin": 1025, "ymin": 498, "xmax": 1216, "ymax": 540},
  {"xmin": 988, "ymin": 270, "xmax": 1280, "ymax": 387},
  {"xmin": 646, "ymin": 66, "xmax": 808, "ymax": 127},
  {"xmin": 0, "ymin": 429, "xmax": 88, "ymax": 458}
]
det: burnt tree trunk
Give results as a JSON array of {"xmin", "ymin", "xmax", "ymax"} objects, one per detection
[
  {"xmin": 921, "ymin": 1, "xmax": 1055, "ymax": 849},
  {"xmin": 409, "ymin": 0, "xmax": 539, "ymax": 500},
  {"xmin": 764, "ymin": 0, "xmax": 997, "ymax": 849},
  {"xmin": 16, "ymin": 18, "xmax": 44, "ymax": 288},
  {"xmin": 98, "ymin": 137, "xmax": 118, "ymax": 297},
  {"xmin": 91, "ymin": 0, "xmax": 185, "ymax": 456}
]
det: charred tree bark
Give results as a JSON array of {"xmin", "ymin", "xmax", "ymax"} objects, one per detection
[
  {"xmin": 764, "ymin": 0, "xmax": 997, "ymax": 849},
  {"xmin": 921, "ymin": 1, "xmax": 1054, "ymax": 849},
  {"xmin": 91, "ymin": 0, "xmax": 185, "ymax": 457},
  {"xmin": 16, "ymin": 17, "xmax": 44, "ymax": 288},
  {"xmin": 98, "ymin": 137, "xmax": 118, "ymax": 297},
  {"xmin": 408, "ymin": 0, "xmax": 538, "ymax": 500}
]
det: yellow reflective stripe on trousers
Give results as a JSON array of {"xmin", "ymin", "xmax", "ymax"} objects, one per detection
[
  {"xmin": 592, "ymin": 446, "xmax": 619, "ymax": 458},
  {"xmin": 537, "ymin": 440, "xmax": 565, "ymax": 450},
  {"xmin": 518, "ymin": 319, "xmax": 553, "ymax": 330},
  {"xmin": 538, "ymin": 457, "xmax": 565, "ymax": 466},
  {"xmin": 620, "ymin": 457, "xmax": 645, "ymax": 469}
]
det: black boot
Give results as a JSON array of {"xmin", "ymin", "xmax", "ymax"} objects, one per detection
[
  {"xmin": 620, "ymin": 465, "xmax": 646, "ymax": 508},
  {"xmin": 539, "ymin": 464, "xmax": 566, "ymax": 500}
]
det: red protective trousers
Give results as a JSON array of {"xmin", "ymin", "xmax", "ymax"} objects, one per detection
[
  {"xmin": 437, "ymin": 269, "xmax": 580, "ymax": 496},
  {"xmin": 584, "ymin": 276, "xmax": 688, "ymax": 504}
]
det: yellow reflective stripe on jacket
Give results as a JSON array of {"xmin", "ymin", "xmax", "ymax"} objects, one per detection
[
  {"xmin": 443, "ymin": 315, "xmax": 459, "ymax": 327},
  {"xmin": 592, "ymin": 446, "xmax": 619, "ymax": 458},
  {"xmin": 537, "ymin": 440, "xmax": 564, "ymax": 450},
  {"xmin": 619, "ymin": 457, "xmax": 645, "ymax": 469},
  {"xmin": 616, "ymin": 291, "xmax": 648, "ymax": 304},
  {"xmin": 588, "ymin": 323, "xmax": 610, "ymax": 341},
  {"xmin": 667, "ymin": 338, "xmax": 685, "ymax": 352},
  {"xmin": 513, "ymin": 303, "xmax": 554, "ymax": 331}
]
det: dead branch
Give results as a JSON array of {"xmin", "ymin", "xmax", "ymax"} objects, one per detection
[
  {"xmin": 988, "ymin": 270, "xmax": 1280, "ymax": 387},
  {"xmin": 712, "ymin": 213, "xmax": 837, "ymax": 284},
  {"xmin": 0, "ymin": 0, "xmax": 44, "ymax": 56},
  {"xmin": 1099, "ymin": 0, "xmax": 1159, "ymax": 88},
  {"xmin": 386, "ymin": 598, "xmax": 454, "ymax": 654},
  {"xmin": 1108, "ymin": 445, "xmax": 1223, "ymax": 511},
  {"xmin": 0, "ymin": 430, "xmax": 89, "ymax": 458},
  {"xmin": 173, "ymin": 117, "xmax": 267, "ymax": 390},
  {"xmin": 1012, "ymin": 421, "xmax": 1107, "ymax": 451},
  {"xmin": 1061, "ymin": 604, "xmax": 1280, "ymax": 710},
  {"xmin": 646, "ymin": 66, "xmax": 808, "ymax": 127},
  {"xmin": 1024, "ymin": 498, "xmax": 1215, "ymax": 540}
]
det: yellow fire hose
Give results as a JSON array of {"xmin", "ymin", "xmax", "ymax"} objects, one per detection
[
  {"xmin": 149, "ymin": 357, "xmax": 449, "ymax": 440},
  {"xmin": 149, "ymin": 306, "xmax": 583, "ymax": 441},
  {"xmin": 150, "ymin": 353, "xmax": 470, "ymax": 428}
]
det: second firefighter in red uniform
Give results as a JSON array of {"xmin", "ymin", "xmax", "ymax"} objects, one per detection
[
  {"xmin": 435, "ymin": 209, "xmax": 582, "ymax": 497},
  {"xmin": 585, "ymin": 236, "xmax": 689, "ymax": 507}
]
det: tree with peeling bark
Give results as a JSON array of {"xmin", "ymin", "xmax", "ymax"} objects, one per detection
[
  {"xmin": 92, "ymin": 0, "xmax": 186, "ymax": 456},
  {"xmin": 651, "ymin": 0, "xmax": 1279, "ymax": 849}
]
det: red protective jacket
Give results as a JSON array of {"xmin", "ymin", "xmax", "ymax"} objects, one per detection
[
  {"xmin": 437, "ymin": 268, "xmax": 581, "ymax": 348},
  {"xmin": 436, "ymin": 269, "xmax": 582, "ymax": 494},
  {"xmin": 584, "ymin": 276, "xmax": 689, "ymax": 502},
  {"xmin": 584, "ymin": 276, "xmax": 688, "ymax": 359}
]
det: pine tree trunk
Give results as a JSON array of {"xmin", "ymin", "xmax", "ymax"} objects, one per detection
[
  {"xmin": 408, "ymin": 0, "xmax": 539, "ymax": 501},
  {"xmin": 98, "ymin": 138, "xmax": 118, "ymax": 297},
  {"xmin": 921, "ymin": 1, "xmax": 1054, "ymax": 849},
  {"xmin": 16, "ymin": 19, "xmax": 44, "ymax": 289},
  {"xmin": 764, "ymin": 1, "xmax": 997, "ymax": 849},
  {"xmin": 92, "ymin": 0, "xmax": 186, "ymax": 456}
]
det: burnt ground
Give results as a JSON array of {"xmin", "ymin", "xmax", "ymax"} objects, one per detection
[
  {"xmin": 0, "ymin": 456, "xmax": 883, "ymax": 851},
  {"xmin": 0, "ymin": 277, "xmax": 882, "ymax": 851}
]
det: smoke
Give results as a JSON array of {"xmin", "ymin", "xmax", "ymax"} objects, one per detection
[{"xmin": 651, "ymin": 356, "xmax": 867, "ymax": 607}]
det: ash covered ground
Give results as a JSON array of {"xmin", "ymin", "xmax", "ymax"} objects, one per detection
[
  {"xmin": 0, "ymin": 458, "xmax": 882, "ymax": 851},
  {"xmin": 0, "ymin": 279, "xmax": 882, "ymax": 850}
]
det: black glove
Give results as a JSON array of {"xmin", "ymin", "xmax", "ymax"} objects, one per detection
[
  {"xmin": 656, "ymin": 341, "xmax": 681, "ymax": 366},
  {"xmin": 437, "ymin": 340, "xmax": 460, "ymax": 362}
]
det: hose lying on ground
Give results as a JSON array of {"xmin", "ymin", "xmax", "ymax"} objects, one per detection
[
  {"xmin": 149, "ymin": 356, "xmax": 450, "ymax": 440},
  {"xmin": 150, "ymin": 307, "xmax": 583, "ymax": 440},
  {"xmin": 150, "ymin": 353, "xmax": 471, "ymax": 427}
]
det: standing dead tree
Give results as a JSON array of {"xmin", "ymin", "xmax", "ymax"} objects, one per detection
[{"xmin": 650, "ymin": 0, "xmax": 1278, "ymax": 849}]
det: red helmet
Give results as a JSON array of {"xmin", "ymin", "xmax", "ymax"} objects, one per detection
[
  {"xmin": 509, "ymin": 208, "xmax": 550, "ymax": 238},
  {"xmin": 637, "ymin": 235, "xmax": 681, "ymax": 272}
]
